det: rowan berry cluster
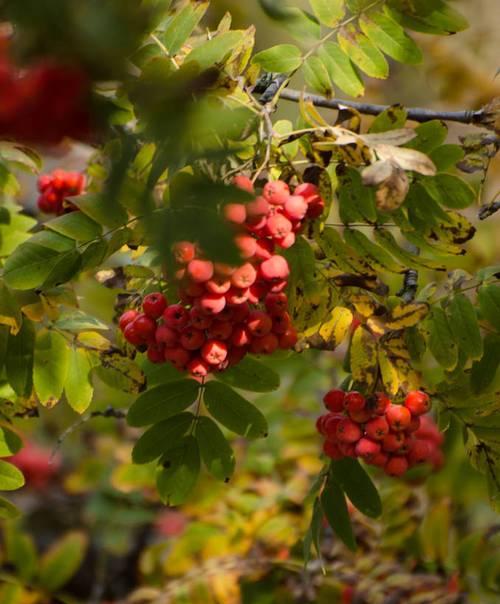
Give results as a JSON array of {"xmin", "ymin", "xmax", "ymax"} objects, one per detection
[
  {"xmin": 118, "ymin": 175, "xmax": 326, "ymax": 378},
  {"xmin": 0, "ymin": 38, "xmax": 92, "ymax": 145},
  {"xmin": 37, "ymin": 169, "xmax": 86, "ymax": 214},
  {"xmin": 316, "ymin": 390, "xmax": 444, "ymax": 477}
]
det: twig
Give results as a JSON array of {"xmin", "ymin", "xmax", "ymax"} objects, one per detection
[
  {"xmin": 479, "ymin": 197, "xmax": 500, "ymax": 220},
  {"xmin": 50, "ymin": 406, "xmax": 127, "ymax": 462},
  {"xmin": 277, "ymin": 89, "xmax": 487, "ymax": 126}
]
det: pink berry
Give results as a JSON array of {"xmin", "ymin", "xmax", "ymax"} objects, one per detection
[
  {"xmin": 187, "ymin": 259, "xmax": 214, "ymax": 283},
  {"xmin": 223, "ymin": 203, "xmax": 247, "ymax": 224},
  {"xmin": 355, "ymin": 438, "xmax": 381, "ymax": 462},
  {"xmin": 343, "ymin": 391, "xmax": 365, "ymax": 413},
  {"xmin": 201, "ymin": 340, "xmax": 228, "ymax": 365},
  {"xmin": 173, "ymin": 241, "xmax": 196, "ymax": 264},
  {"xmin": 284, "ymin": 195, "xmax": 308, "ymax": 220},
  {"xmin": 263, "ymin": 180, "xmax": 290, "ymax": 205},
  {"xmin": 231, "ymin": 263, "xmax": 257, "ymax": 289},
  {"xmin": 259, "ymin": 255, "xmax": 290, "ymax": 281},
  {"xmin": 365, "ymin": 416, "xmax": 389, "ymax": 441}
]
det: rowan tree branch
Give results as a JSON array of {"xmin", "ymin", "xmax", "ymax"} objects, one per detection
[{"xmin": 276, "ymin": 88, "xmax": 489, "ymax": 126}]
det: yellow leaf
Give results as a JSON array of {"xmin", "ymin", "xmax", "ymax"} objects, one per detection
[
  {"xmin": 77, "ymin": 331, "xmax": 113, "ymax": 351},
  {"xmin": 366, "ymin": 316, "xmax": 386, "ymax": 336},
  {"xmin": 349, "ymin": 291, "xmax": 377, "ymax": 318},
  {"xmin": 350, "ymin": 326, "xmax": 378, "ymax": 387},
  {"xmin": 378, "ymin": 346, "xmax": 400, "ymax": 396},
  {"xmin": 318, "ymin": 306, "xmax": 353, "ymax": 346},
  {"xmin": 385, "ymin": 302, "xmax": 429, "ymax": 329}
]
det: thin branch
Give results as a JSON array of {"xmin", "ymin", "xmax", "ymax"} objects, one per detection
[
  {"xmin": 278, "ymin": 89, "xmax": 487, "ymax": 126},
  {"xmin": 50, "ymin": 406, "xmax": 127, "ymax": 462}
]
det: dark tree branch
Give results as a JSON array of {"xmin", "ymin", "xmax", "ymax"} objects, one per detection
[
  {"xmin": 277, "ymin": 88, "xmax": 488, "ymax": 126},
  {"xmin": 479, "ymin": 199, "xmax": 500, "ymax": 220},
  {"xmin": 397, "ymin": 244, "xmax": 420, "ymax": 303}
]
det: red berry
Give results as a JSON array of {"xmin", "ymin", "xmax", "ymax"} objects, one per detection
[
  {"xmin": 294, "ymin": 182, "xmax": 318, "ymax": 201},
  {"xmin": 227, "ymin": 346, "xmax": 248, "ymax": 367},
  {"xmin": 187, "ymin": 259, "xmax": 214, "ymax": 283},
  {"xmin": 279, "ymin": 328, "xmax": 297, "ymax": 349},
  {"xmin": 323, "ymin": 389, "xmax": 345, "ymax": 413},
  {"xmin": 147, "ymin": 344, "xmax": 165, "ymax": 364},
  {"xmin": 336, "ymin": 419, "xmax": 362, "ymax": 444},
  {"xmin": 348, "ymin": 408, "xmax": 373, "ymax": 423},
  {"xmin": 142, "ymin": 292, "xmax": 167, "ymax": 319},
  {"xmin": 155, "ymin": 324, "xmax": 179, "ymax": 347},
  {"xmin": 187, "ymin": 357, "xmax": 210, "ymax": 378},
  {"xmin": 234, "ymin": 234, "xmax": 257, "ymax": 259},
  {"xmin": 164, "ymin": 347, "xmax": 191, "ymax": 370},
  {"xmin": 247, "ymin": 310, "xmax": 272, "ymax": 337},
  {"xmin": 201, "ymin": 340, "xmax": 228, "ymax": 365},
  {"xmin": 385, "ymin": 456, "xmax": 408, "ymax": 477},
  {"xmin": 408, "ymin": 439, "xmax": 432, "ymax": 465},
  {"xmin": 207, "ymin": 321, "xmax": 233, "ymax": 340},
  {"xmin": 284, "ymin": 195, "xmax": 308, "ymax": 220},
  {"xmin": 233, "ymin": 175, "xmax": 254, "ymax": 193},
  {"xmin": 275, "ymin": 232, "xmax": 296, "ymax": 249},
  {"xmin": 183, "ymin": 281, "xmax": 205, "ymax": 297},
  {"xmin": 266, "ymin": 213, "xmax": 292, "ymax": 239},
  {"xmin": 404, "ymin": 391, "xmax": 431, "ymax": 416},
  {"xmin": 231, "ymin": 263, "xmax": 257, "ymax": 289},
  {"xmin": 365, "ymin": 416, "xmax": 389, "ymax": 441},
  {"xmin": 123, "ymin": 322, "xmax": 143, "ymax": 346},
  {"xmin": 386, "ymin": 404, "xmax": 412, "ymax": 432},
  {"xmin": 249, "ymin": 333, "xmax": 279, "ymax": 354},
  {"xmin": 254, "ymin": 237, "xmax": 274, "ymax": 260},
  {"xmin": 119, "ymin": 309, "xmax": 139, "ymax": 331},
  {"xmin": 248, "ymin": 282, "xmax": 268, "ymax": 305},
  {"xmin": 246, "ymin": 196, "xmax": 269, "ymax": 218},
  {"xmin": 269, "ymin": 279, "xmax": 288, "ymax": 293},
  {"xmin": 370, "ymin": 392, "xmax": 391, "ymax": 415},
  {"xmin": 205, "ymin": 276, "xmax": 232, "ymax": 295},
  {"xmin": 338, "ymin": 442, "xmax": 357, "ymax": 457},
  {"xmin": 323, "ymin": 440, "xmax": 343, "ymax": 460},
  {"xmin": 306, "ymin": 197, "xmax": 325, "ymax": 219},
  {"xmin": 163, "ymin": 304, "xmax": 189, "ymax": 329},
  {"xmin": 416, "ymin": 416, "xmax": 444, "ymax": 445},
  {"xmin": 369, "ymin": 452, "xmax": 389, "ymax": 467},
  {"xmin": 197, "ymin": 293, "xmax": 227, "ymax": 315},
  {"xmin": 263, "ymin": 180, "xmax": 290, "ymax": 205},
  {"xmin": 223, "ymin": 203, "xmax": 247, "ymax": 224},
  {"xmin": 316, "ymin": 414, "xmax": 328, "ymax": 435},
  {"xmin": 232, "ymin": 326, "xmax": 251, "ymax": 347},
  {"xmin": 408, "ymin": 416, "xmax": 421, "ymax": 433},
  {"xmin": 344, "ymin": 391, "xmax": 365, "ymax": 413},
  {"xmin": 173, "ymin": 241, "xmax": 196, "ymax": 264},
  {"xmin": 180, "ymin": 327, "xmax": 206, "ymax": 351},
  {"xmin": 189, "ymin": 307, "xmax": 213, "ymax": 330},
  {"xmin": 355, "ymin": 438, "xmax": 381, "ymax": 462},
  {"xmin": 322, "ymin": 413, "xmax": 343, "ymax": 440},
  {"xmin": 271, "ymin": 312, "xmax": 291, "ymax": 335},
  {"xmin": 134, "ymin": 314, "xmax": 157, "ymax": 340},
  {"xmin": 259, "ymin": 255, "xmax": 290, "ymax": 281},
  {"xmin": 382, "ymin": 432, "xmax": 405, "ymax": 453},
  {"xmin": 231, "ymin": 303, "xmax": 250, "ymax": 323},
  {"xmin": 265, "ymin": 293, "xmax": 288, "ymax": 315},
  {"xmin": 225, "ymin": 287, "xmax": 250, "ymax": 306}
]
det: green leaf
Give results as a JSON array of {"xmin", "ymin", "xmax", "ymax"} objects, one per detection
[
  {"xmin": 449, "ymin": 294, "xmax": 483, "ymax": 361},
  {"xmin": 132, "ymin": 412, "xmax": 194, "ymax": 464},
  {"xmin": 303, "ymin": 55, "xmax": 333, "ymax": 96},
  {"xmin": 406, "ymin": 120, "xmax": 447, "ymax": 153},
  {"xmin": 0, "ymin": 426, "xmax": 22, "ymax": 457},
  {"xmin": 321, "ymin": 476, "xmax": 357, "ymax": 551},
  {"xmin": 4, "ymin": 525, "xmax": 37, "ymax": 581},
  {"xmin": 42, "ymin": 248, "xmax": 82, "ymax": 289},
  {"xmin": 253, "ymin": 44, "xmax": 302, "ymax": 72},
  {"xmin": 195, "ymin": 416, "xmax": 235, "ymax": 481},
  {"xmin": 94, "ymin": 353, "xmax": 145, "ymax": 395},
  {"xmin": 127, "ymin": 379, "xmax": 200, "ymax": 427},
  {"xmin": 3, "ymin": 242, "xmax": 60, "ymax": 290},
  {"xmin": 65, "ymin": 347, "xmax": 94, "ymax": 414},
  {"xmin": 215, "ymin": 356, "xmax": 280, "ymax": 393},
  {"xmin": 318, "ymin": 42, "xmax": 364, "ymax": 97},
  {"xmin": 429, "ymin": 145, "xmax": 465, "ymax": 171},
  {"xmin": 360, "ymin": 10, "xmax": 422, "ymax": 64},
  {"xmin": 369, "ymin": 105, "xmax": 408, "ymax": 133},
  {"xmin": 156, "ymin": 434, "xmax": 200, "ymax": 505},
  {"xmin": 309, "ymin": 0, "xmax": 345, "ymax": 26},
  {"xmin": 0, "ymin": 495, "xmax": 21, "ymax": 519},
  {"xmin": 46, "ymin": 212, "xmax": 102, "ymax": 242},
  {"xmin": 0, "ymin": 142, "xmax": 41, "ymax": 173},
  {"xmin": 428, "ymin": 307, "xmax": 458, "ymax": 370},
  {"xmin": 390, "ymin": 3, "xmax": 469, "ymax": 36},
  {"xmin": 331, "ymin": 458, "xmax": 382, "ymax": 518},
  {"xmin": 33, "ymin": 330, "xmax": 70, "ymax": 407},
  {"xmin": 0, "ymin": 460, "xmax": 25, "ymax": 491},
  {"xmin": 6, "ymin": 318, "xmax": 35, "ymax": 397},
  {"xmin": 284, "ymin": 235, "xmax": 322, "ymax": 300},
  {"xmin": 374, "ymin": 229, "xmax": 446, "ymax": 271},
  {"xmin": 471, "ymin": 334, "xmax": 500, "ymax": 395},
  {"xmin": 421, "ymin": 174, "xmax": 476, "ymax": 210},
  {"xmin": 303, "ymin": 496, "xmax": 323, "ymax": 565},
  {"xmin": 338, "ymin": 167, "xmax": 377, "ymax": 223},
  {"xmin": 0, "ymin": 280, "xmax": 22, "ymax": 335},
  {"xmin": 54, "ymin": 311, "xmax": 109, "ymax": 332},
  {"xmin": 478, "ymin": 285, "xmax": 500, "ymax": 331},
  {"xmin": 338, "ymin": 27, "xmax": 389, "ymax": 79},
  {"xmin": 39, "ymin": 532, "xmax": 88, "ymax": 591},
  {"xmin": 203, "ymin": 381, "xmax": 268, "ymax": 438},
  {"xmin": 162, "ymin": 1, "xmax": 209, "ymax": 56},
  {"xmin": 186, "ymin": 31, "xmax": 245, "ymax": 70},
  {"xmin": 72, "ymin": 193, "xmax": 128, "ymax": 229},
  {"xmin": 344, "ymin": 229, "xmax": 406, "ymax": 273}
]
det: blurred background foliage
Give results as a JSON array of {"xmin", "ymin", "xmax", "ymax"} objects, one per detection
[{"xmin": 0, "ymin": 0, "xmax": 499, "ymax": 602}]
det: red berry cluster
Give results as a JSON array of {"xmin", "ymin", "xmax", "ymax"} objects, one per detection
[
  {"xmin": 316, "ymin": 390, "xmax": 444, "ymax": 477},
  {"xmin": 118, "ymin": 175, "xmax": 326, "ymax": 378},
  {"xmin": 37, "ymin": 169, "xmax": 86, "ymax": 214},
  {"xmin": 0, "ymin": 39, "xmax": 92, "ymax": 145}
]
